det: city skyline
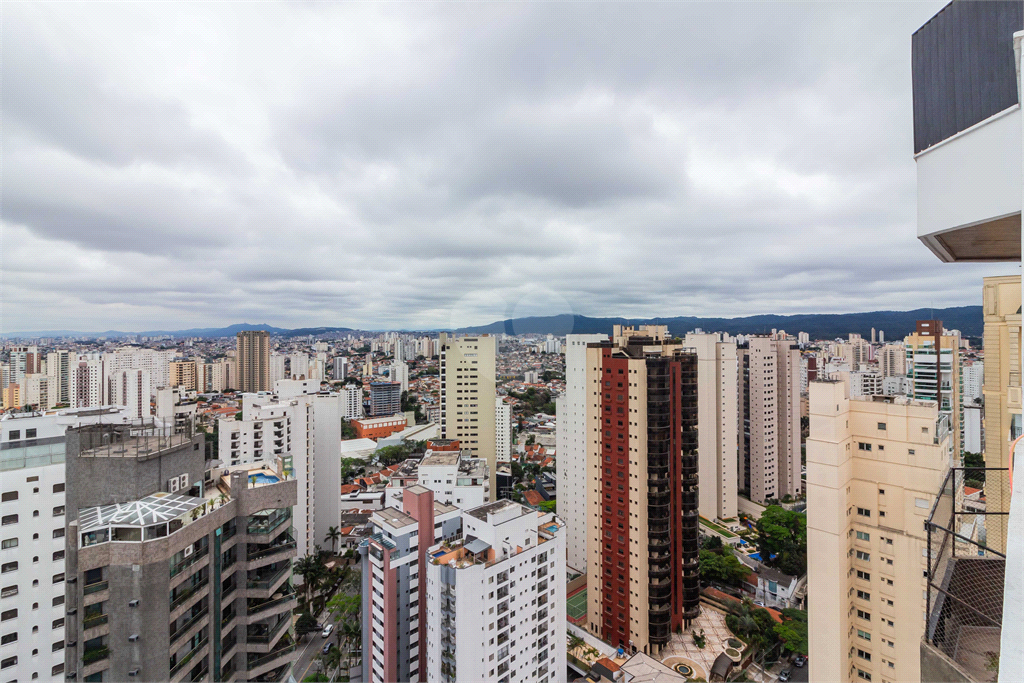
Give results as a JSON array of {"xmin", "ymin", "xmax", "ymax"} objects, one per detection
[{"xmin": 3, "ymin": 1, "xmax": 1014, "ymax": 333}]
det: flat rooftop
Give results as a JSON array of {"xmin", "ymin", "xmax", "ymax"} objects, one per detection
[
  {"xmin": 465, "ymin": 499, "xmax": 523, "ymax": 522},
  {"xmin": 374, "ymin": 507, "xmax": 417, "ymax": 528},
  {"xmin": 420, "ymin": 452, "xmax": 460, "ymax": 467},
  {"xmin": 80, "ymin": 491, "xmax": 202, "ymax": 532}
]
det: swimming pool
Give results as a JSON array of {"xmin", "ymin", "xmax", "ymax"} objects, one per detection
[
  {"xmin": 250, "ymin": 473, "xmax": 280, "ymax": 485},
  {"xmin": 432, "ymin": 550, "xmax": 447, "ymax": 559}
]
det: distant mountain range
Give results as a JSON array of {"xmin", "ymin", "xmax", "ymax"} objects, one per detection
[
  {"xmin": 451, "ymin": 306, "xmax": 984, "ymax": 340},
  {"xmin": 2, "ymin": 306, "xmax": 983, "ymax": 340}
]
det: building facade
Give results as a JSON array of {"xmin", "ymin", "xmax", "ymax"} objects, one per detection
[
  {"xmin": 739, "ymin": 338, "xmax": 802, "ymax": 503},
  {"xmin": 806, "ymin": 381, "xmax": 951, "ymax": 683},
  {"xmin": 905, "ymin": 321, "xmax": 964, "ymax": 458},
  {"xmin": 369, "ymin": 382, "xmax": 402, "ymax": 418},
  {"xmin": 556, "ymin": 333, "xmax": 608, "ymax": 572},
  {"xmin": 495, "ymin": 399, "xmax": 511, "ymax": 463},
  {"xmin": 63, "ymin": 420, "xmax": 298, "ymax": 683},
  {"xmin": 424, "ymin": 500, "xmax": 566, "ymax": 683},
  {"xmin": 439, "ymin": 334, "xmax": 497, "ymax": 499},
  {"xmin": 585, "ymin": 328, "xmax": 701, "ymax": 654},
  {"xmin": 236, "ymin": 331, "xmax": 271, "ymax": 393}
]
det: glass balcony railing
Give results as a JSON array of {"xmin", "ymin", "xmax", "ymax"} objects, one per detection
[
  {"xmin": 171, "ymin": 608, "xmax": 209, "ymax": 644},
  {"xmin": 83, "ymin": 580, "xmax": 108, "ymax": 596},
  {"xmin": 169, "ymin": 637, "xmax": 208, "ymax": 678}
]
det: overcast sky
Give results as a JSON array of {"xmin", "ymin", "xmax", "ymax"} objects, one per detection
[{"xmin": 2, "ymin": 1, "xmax": 1014, "ymax": 333}]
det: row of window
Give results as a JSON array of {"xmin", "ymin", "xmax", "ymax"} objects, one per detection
[
  {"xmin": 2, "ymin": 507, "xmax": 65, "ymax": 526},
  {"xmin": 1, "ymin": 484, "xmax": 64, "ymax": 502}
]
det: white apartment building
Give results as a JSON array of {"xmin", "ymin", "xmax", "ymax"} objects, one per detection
[
  {"xmin": 684, "ymin": 332, "xmax": 739, "ymax": 521},
  {"xmin": 22, "ymin": 374, "xmax": 57, "ymax": 410},
  {"xmin": 104, "ymin": 347, "xmax": 174, "ymax": 389},
  {"xmin": 72, "ymin": 358, "xmax": 105, "ymax": 409},
  {"xmin": 424, "ymin": 500, "xmax": 566, "ymax": 683},
  {"xmin": 45, "ymin": 350, "xmax": 72, "ymax": 406},
  {"xmin": 555, "ymin": 332, "xmax": 607, "ymax": 571},
  {"xmin": 439, "ymin": 334, "xmax": 497, "ymax": 499},
  {"xmin": 384, "ymin": 450, "xmax": 490, "ymax": 510},
  {"xmin": 962, "ymin": 361, "xmax": 984, "ymax": 402},
  {"xmin": 0, "ymin": 406, "xmax": 132, "ymax": 683},
  {"xmin": 390, "ymin": 362, "xmax": 409, "ymax": 393},
  {"xmin": 882, "ymin": 376, "xmax": 912, "ymax": 396},
  {"xmin": 807, "ymin": 381, "xmax": 951, "ymax": 683},
  {"xmin": 289, "ymin": 353, "xmax": 310, "ymax": 380},
  {"xmin": 269, "ymin": 353, "xmax": 287, "ymax": 386},
  {"xmin": 740, "ymin": 337, "xmax": 802, "ymax": 503},
  {"xmin": 495, "ymin": 399, "xmax": 511, "ymax": 462},
  {"xmin": 878, "ymin": 344, "xmax": 907, "ymax": 378},
  {"xmin": 341, "ymin": 385, "xmax": 363, "ymax": 420},
  {"xmin": 218, "ymin": 380, "xmax": 343, "ymax": 557},
  {"xmin": 106, "ymin": 368, "xmax": 152, "ymax": 419}
]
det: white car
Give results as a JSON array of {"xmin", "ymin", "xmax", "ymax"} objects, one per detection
[{"xmin": 322, "ymin": 623, "xmax": 334, "ymax": 638}]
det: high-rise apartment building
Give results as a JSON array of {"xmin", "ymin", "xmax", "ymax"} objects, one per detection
[
  {"xmin": 46, "ymin": 350, "xmax": 73, "ymax": 405},
  {"xmin": 64, "ymin": 420, "xmax": 298, "ymax": 683},
  {"xmin": 23, "ymin": 373, "xmax": 57, "ymax": 410},
  {"xmin": 962, "ymin": 361, "xmax": 984, "ymax": 402},
  {"xmin": 556, "ymin": 333, "xmax": 608, "ymax": 572},
  {"xmin": 905, "ymin": 321, "xmax": 963, "ymax": 457},
  {"xmin": 877, "ymin": 344, "xmax": 907, "ymax": 378},
  {"xmin": 340, "ymin": 385, "xmax": 363, "ymax": 420},
  {"xmin": 236, "ymin": 330, "xmax": 271, "ymax": 392},
  {"xmin": 105, "ymin": 347, "xmax": 175, "ymax": 390},
  {"xmin": 585, "ymin": 327, "xmax": 701, "ymax": 654},
  {"xmin": 332, "ymin": 356, "xmax": 348, "ymax": 381},
  {"xmin": 807, "ymin": 380, "xmax": 951, "ymax": 683},
  {"xmin": 8, "ymin": 346, "xmax": 41, "ymax": 385},
  {"xmin": 439, "ymin": 333, "xmax": 498, "ymax": 498},
  {"xmin": 360, "ymin": 486, "xmax": 462, "ymax": 683},
  {"xmin": 268, "ymin": 353, "xmax": 287, "ymax": 386},
  {"xmin": 169, "ymin": 359, "xmax": 198, "ymax": 391},
  {"xmin": 981, "ymin": 275, "xmax": 1021, "ymax": 553},
  {"xmin": 423, "ymin": 500, "xmax": 566, "ymax": 683},
  {"xmin": 107, "ymin": 368, "xmax": 152, "ymax": 419},
  {"xmin": 495, "ymin": 399, "xmax": 512, "ymax": 462},
  {"xmin": 370, "ymin": 381, "xmax": 402, "ymax": 417},
  {"xmin": 0, "ymin": 406, "xmax": 132, "ymax": 683},
  {"xmin": 384, "ymin": 448, "xmax": 490, "ymax": 510},
  {"xmin": 390, "ymin": 362, "xmax": 410, "ymax": 393},
  {"xmin": 288, "ymin": 354, "xmax": 309, "ymax": 381},
  {"xmin": 684, "ymin": 332, "xmax": 739, "ymax": 521},
  {"xmin": 739, "ymin": 337, "xmax": 802, "ymax": 503},
  {"xmin": 73, "ymin": 358, "xmax": 105, "ymax": 409}
]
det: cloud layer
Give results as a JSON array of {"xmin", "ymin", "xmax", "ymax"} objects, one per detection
[{"xmin": 2, "ymin": 1, "xmax": 1011, "ymax": 333}]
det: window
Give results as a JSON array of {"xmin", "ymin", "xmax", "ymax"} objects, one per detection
[
  {"xmin": 856, "ymin": 531, "xmax": 870, "ymax": 541},
  {"xmin": 0, "ymin": 610, "xmax": 15, "ymax": 622},
  {"xmin": 877, "ymin": 423, "xmax": 886, "ymax": 430},
  {"xmin": 857, "ymin": 629, "xmax": 871, "ymax": 641},
  {"xmin": 0, "ymin": 586, "xmax": 16, "ymax": 599},
  {"xmin": 908, "ymin": 449, "xmax": 915, "ymax": 455},
  {"xmin": 857, "ymin": 609, "xmax": 871, "ymax": 621},
  {"xmin": 0, "ymin": 493, "xmax": 15, "ymax": 503},
  {"xmin": 0, "ymin": 633, "xmax": 16, "ymax": 646},
  {"xmin": 857, "ymin": 590, "xmax": 871, "ymax": 601},
  {"xmin": 51, "ymin": 573, "xmax": 64, "ymax": 584},
  {"xmin": 857, "ymin": 649, "xmax": 871, "ymax": 661},
  {"xmin": 25, "ymin": 429, "xmax": 36, "ymax": 439},
  {"xmin": 915, "ymin": 498, "xmax": 930, "ymax": 509},
  {"xmin": 52, "ymin": 618, "xmax": 63, "ymax": 629},
  {"xmin": 53, "ymin": 483, "xmax": 64, "ymax": 494},
  {"xmin": 52, "ymin": 529, "xmax": 64, "ymax": 539},
  {"xmin": 52, "ymin": 551, "xmax": 64, "ymax": 562},
  {"xmin": 51, "ymin": 596, "xmax": 64, "ymax": 607},
  {"xmin": 0, "ymin": 540, "xmax": 16, "ymax": 551},
  {"xmin": 858, "ymin": 443, "xmax": 873, "ymax": 451},
  {"xmin": 856, "ymin": 570, "xmax": 870, "ymax": 581},
  {"xmin": 856, "ymin": 551, "xmax": 870, "ymax": 561},
  {"xmin": 52, "ymin": 506, "xmax": 64, "ymax": 517},
  {"xmin": 52, "ymin": 664, "xmax": 64, "ymax": 676},
  {"xmin": 857, "ymin": 508, "xmax": 871, "ymax": 517},
  {"xmin": 0, "ymin": 656, "xmax": 16, "ymax": 669},
  {"xmin": 0, "ymin": 563, "xmax": 16, "ymax": 574},
  {"xmin": 0, "ymin": 516, "xmax": 14, "ymax": 527}
]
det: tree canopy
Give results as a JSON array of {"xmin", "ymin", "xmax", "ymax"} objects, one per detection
[
  {"xmin": 774, "ymin": 609, "xmax": 809, "ymax": 655},
  {"xmin": 699, "ymin": 547, "xmax": 750, "ymax": 587},
  {"xmin": 755, "ymin": 505, "xmax": 807, "ymax": 576}
]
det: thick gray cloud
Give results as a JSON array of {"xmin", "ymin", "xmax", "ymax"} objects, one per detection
[{"xmin": 1, "ymin": 1, "xmax": 1011, "ymax": 333}]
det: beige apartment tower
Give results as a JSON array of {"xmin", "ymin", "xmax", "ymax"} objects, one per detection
[
  {"xmin": 236, "ymin": 330, "xmax": 270, "ymax": 393},
  {"xmin": 684, "ymin": 332, "xmax": 739, "ymax": 520},
  {"xmin": 169, "ymin": 359, "xmax": 198, "ymax": 391},
  {"xmin": 439, "ymin": 333, "xmax": 497, "ymax": 497},
  {"xmin": 905, "ymin": 322, "xmax": 963, "ymax": 458},
  {"xmin": 739, "ymin": 338, "xmax": 801, "ymax": 503},
  {"xmin": 807, "ymin": 380, "xmax": 951, "ymax": 683},
  {"xmin": 877, "ymin": 344, "xmax": 907, "ymax": 378},
  {"xmin": 982, "ymin": 275, "xmax": 1021, "ymax": 554}
]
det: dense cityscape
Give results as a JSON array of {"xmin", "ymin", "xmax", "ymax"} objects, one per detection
[{"xmin": 2, "ymin": 1, "xmax": 1022, "ymax": 683}]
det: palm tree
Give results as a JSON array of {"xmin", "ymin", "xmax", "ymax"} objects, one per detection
[
  {"xmin": 325, "ymin": 526, "xmax": 341, "ymax": 555},
  {"xmin": 568, "ymin": 634, "xmax": 584, "ymax": 655},
  {"xmin": 217, "ymin": 491, "xmax": 229, "ymax": 508}
]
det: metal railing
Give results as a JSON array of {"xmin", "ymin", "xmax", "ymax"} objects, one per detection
[
  {"xmin": 246, "ymin": 536, "xmax": 296, "ymax": 562},
  {"xmin": 247, "ymin": 586, "xmax": 296, "ymax": 616},
  {"xmin": 925, "ymin": 467, "xmax": 1008, "ymax": 682},
  {"xmin": 246, "ymin": 642, "xmax": 296, "ymax": 670},
  {"xmin": 169, "ymin": 637, "xmax": 208, "ymax": 678},
  {"xmin": 170, "ymin": 546, "xmax": 209, "ymax": 577},
  {"xmin": 83, "ymin": 580, "xmax": 108, "ymax": 596},
  {"xmin": 170, "ymin": 577, "xmax": 209, "ymax": 611},
  {"xmin": 171, "ymin": 607, "xmax": 209, "ymax": 644}
]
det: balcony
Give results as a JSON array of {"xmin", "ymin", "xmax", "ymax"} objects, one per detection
[
  {"xmin": 170, "ymin": 545, "xmax": 209, "ymax": 578},
  {"xmin": 246, "ymin": 615, "xmax": 290, "ymax": 651},
  {"xmin": 246, "ymin": 638, "xmax": 296, "ymax": 679},
  {"xmin": 169, "ymin": 637, "xmax": 208, "ymax": 679},
  {"xmin": 246, "ymin": 533, "xmax": 297, "ymax": 566},
  {"xmin": 911, "ymin": 0, "xmax": 1022, "ymax": 262},
  {"xmin": 247, "ymin": 584, "xmax": 296, "ymax": 618},
  {"xmin": 922, "ymin": 466, "xmax": 1011, "ymax": 682},
  {"xmin": 246, "ymin": 564, "xmax": 290, "ymax": 596},
  {"xmin": 83, "ymin": 580, "xmax": 108, "ymax": 596},
  {"xmin": 171, "ymin": 577, "xmax": 209, "ymax": 612},
  {"xmin": 171, "ymin": 607, "xmax": 210, "ymax": 645}
]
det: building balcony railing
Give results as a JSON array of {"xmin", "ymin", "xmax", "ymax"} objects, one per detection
[
  {"xmin": 247, "ymin": 534, "xmax": 296, "ymax": 562},
  {"xmin": 247, "ymin": 615, "xmax": 290, "ymax": 643},
  {"xmin": 170, "ymin": 637, "xmax": 208, "ymax": 678},
  {"xmin": 923, "ymin": 466, "xmax": 1010, "ymax": 682},
  {"xmin": 171, "ymin": 577, "xmax": 209, "ymax": 611},
  {"xmin": 83, "ymin": 613, "xmax": 108, "ymax": 630},
  {"xmin": 171, "ymin": 607, "xmax": 209, "ymax": 644},
  {"xmin": 246, "ymin": 641, "xmax": 296, "ymax": 670},
  {"xmin": 247, "ymin": 585, "xmax": 296, "ymax": 616},
  {"xmin": 170, "ymin": 546, "xmax": 209, "ymax": 578},
  {"xmin": 82, "ymin": 645, "xmax": 109, "ymax": 665},
  {"xmin": 83, "ymin": 580, "xmax": 108, "ymax": 596}
]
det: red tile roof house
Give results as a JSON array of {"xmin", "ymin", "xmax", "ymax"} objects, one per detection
[{"xmin": 522, "ymin": 489, "xmax": 545, "ymax": 508}]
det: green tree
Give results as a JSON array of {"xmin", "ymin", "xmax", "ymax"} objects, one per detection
[
  {"xmin": 341, "ymin": 419, "xmax": 357, "ymax": 440},
  {"xmin": 538, "ymin": 500, "xmax": 556, "ymax": 513},
  {"xmin": 963, "ymin": 451, "xmax": 986, "ymax": 485},
  {"xmin": 295, "ymin": 611, "xmax": 319, "ymax": 639},
  {"xmin": 774, "ymin": 609, "xmax": 809, "ymax": 655},
  {"xmin": 699, "ymin": 548, "xmax": 750, "ymax": 587},
  {"xmin": 325, "ymin": 526, "xmax": 341, "ymax": 554},
  {"xmin": 755, "ymin": 505, "xmax": 807, "ymax": 576}
]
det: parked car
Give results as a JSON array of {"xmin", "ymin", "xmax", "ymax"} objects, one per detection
[
  {"xmin": 794, "ymin": 655, "xmax": 807, "ymax": 668},
  {"xmin": 754, "ymin": 600, "xmax": 765, "ymax": 607},
  {"xmin": 322, "ymin": 642, "xmax": 335, "ymax": 655},
  {"xmin": 322, "ymin": 624, "xmax": 334, "ymax": 639},
  {"xmin": 778, "ymin": 670, "xmax": 792, "ymax": 682}
]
